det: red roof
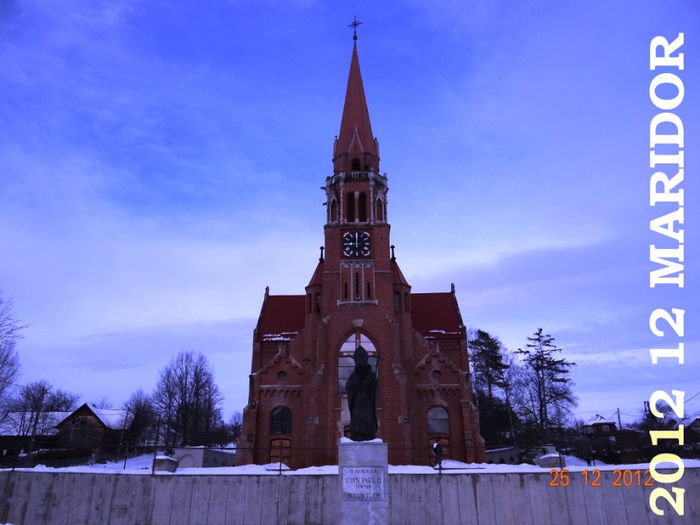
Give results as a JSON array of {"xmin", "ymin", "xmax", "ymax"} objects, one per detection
[
  {"xmin": 307, "ymin": 261, "xmax": 324, "ymax": 287},
  {"xmin": 257, "ymin": 295, "xmax": 305, "ymax": 340},
  {"xmin": 257, "ymin": 291, "xmax": 464, "ymax": 341},
  {"xmin": 410, "ymin": 292, "xmax": 463, "ymax": 339},
  {"xmin": 391, "ymin": 260, "xmax": 409, "ymax": 285}
]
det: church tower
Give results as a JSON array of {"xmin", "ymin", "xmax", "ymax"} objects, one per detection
[{"xmin": 237, "ymin": 36, "xmax": 485, "ymax": 468}]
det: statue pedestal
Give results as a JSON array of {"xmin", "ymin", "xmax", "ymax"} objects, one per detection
[{"xmin": 338, "ymin": 439, "xmax": 389, "ymax": 525}]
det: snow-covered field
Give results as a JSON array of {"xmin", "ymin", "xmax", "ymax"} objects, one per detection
[{"xmin": 4, "ymin": 454, "xmax": 698, "ymax": 476}]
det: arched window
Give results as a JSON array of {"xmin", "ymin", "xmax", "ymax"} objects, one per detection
[
  {"xmin": 315, "ymin": 293, "xmax": 321, "ymax": 313},
  {"xmin": 358, "ymin": 193, "xmax": 367, "ymax": 222},
  {"xmin": 346, "ymin": 193, "xmax": 355, "ymax": 222},
  {"xmin": 271, "ymin": 406, "xmax": 292, "ymax": 436},
  {"xmin": 427, "ymin": 406, "xmax": 449, "ymax": 435},
  {"xmin": 376, "ymin": 199, "xmax": 384, "ymax": 222},
  {"xmin": 351, "ymin": 157, "xmax": 361, "ymax": 170},
  {"xmin": 394, "ymin": 292, "xmax": 401, "ymax": 312},
  {"xmin": 338, "ymin": 332, "xmax": 378, "ymax": 394},
  {"xmin": 330, "ymin": 199, "xmax": 338, "ymax": 223}
]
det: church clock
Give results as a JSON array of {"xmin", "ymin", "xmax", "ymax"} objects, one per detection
[{"xmin": 343, "ymin": 231, "xmax": 371, "ymax": 257}]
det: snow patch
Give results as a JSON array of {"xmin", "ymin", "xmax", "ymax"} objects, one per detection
[
  {"xmin": 263, "ymin": 462, "xmax": 290, "ymax": 471},
  {"xmin": 339, "ymin": 437, "xmax": 383, "ymax": 444},
  {"xmin": 4, "ymin": 455, "xmax": 699, "ymax": 476}
]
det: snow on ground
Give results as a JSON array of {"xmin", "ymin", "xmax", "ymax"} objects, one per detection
[{"xmin": 3, "ymin": 454, "xmax": 698, "ymax": 475}]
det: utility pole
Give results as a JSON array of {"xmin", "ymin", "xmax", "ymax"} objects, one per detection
[
  {"xmin": 151, "ymin": 418, "xmax": 161, "ymax": 476},
  {"xmin": 120, "ymin": 407, "xmax": 130, "ymax": 470},
  {"xmin": 617, "ymin": 407, "xmax": 622, "ymax": 430},
  {"xmin": 505, "ymin": 389, "xmax": 517, "ymax": 447}
]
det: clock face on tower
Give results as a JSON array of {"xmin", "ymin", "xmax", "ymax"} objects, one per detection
[{"xmin": 343, "ymin": 231, "xmax": 371, "ymax": 257}]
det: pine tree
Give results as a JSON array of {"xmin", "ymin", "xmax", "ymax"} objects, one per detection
[
  {"xmin": 470, "ymin": 330, "xmax": 509, "ymax": 403},
  {"xmin": 469, "ymin": 330, "xmax": 512, "ymax": 445},
  {"xmin": 515, "ymin": 328, "xmax": 576, "ymax": 442}
]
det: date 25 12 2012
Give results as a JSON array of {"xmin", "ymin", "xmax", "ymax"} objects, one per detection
[{"xmin": 549, "ymin": 469, "xmax": 654, "ymax": 488}]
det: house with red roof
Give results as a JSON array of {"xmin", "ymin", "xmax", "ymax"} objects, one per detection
[{"xmin": 237, "ymin": 37, "xmax": 485, "ymax": 468}]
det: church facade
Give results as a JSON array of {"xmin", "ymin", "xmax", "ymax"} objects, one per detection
[{"xmin": 236, "ymin": 40, "xmax": 485, "ymax": 468}]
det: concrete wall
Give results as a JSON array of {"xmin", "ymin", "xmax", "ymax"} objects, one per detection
[{"xmin": 1, "ymin": 468, "xmax": 698, "ymax": 524}]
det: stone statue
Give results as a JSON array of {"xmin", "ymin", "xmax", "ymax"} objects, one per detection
[{"xmin": 345, "ymin": 345, "xmax": 378, "ymax": 441}]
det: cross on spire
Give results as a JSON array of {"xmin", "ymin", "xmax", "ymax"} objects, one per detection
[
  {"xmin": 333, "ymin": 28, "xmax": 379, "ymax": 174},
  {"xmin": 348, "ymin": 16, "xmax": 363, "ymax": 41}
]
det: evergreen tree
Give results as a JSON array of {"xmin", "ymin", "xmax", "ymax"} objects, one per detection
[
  {"xmin": 515, "ymin": 328, "xmax": 576, "ymax": 442},
  {"xmin": 470, "ymin": 330, "xmax": 509, "ymax": 402},
  {"xmin": 469, "ymin": 330, "xmax": 512, "ymax": 446}
]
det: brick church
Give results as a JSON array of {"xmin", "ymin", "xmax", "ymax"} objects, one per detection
[{"xmin": 237, "ymin": 37, "xmax": 485, "ymax": 468}]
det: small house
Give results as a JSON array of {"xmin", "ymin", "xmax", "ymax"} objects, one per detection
[
  {"xmin": 0, "ymin": 411, "xmax": 71, "ymax": 460},
  {"xmin": 55, "ymin": 403, "xmax": 131, "ymax": 451}
]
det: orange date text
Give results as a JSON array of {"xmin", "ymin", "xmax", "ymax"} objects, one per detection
[{"xmin": 549, "ymin": 469, "xmax": 655, "ymax": 487}]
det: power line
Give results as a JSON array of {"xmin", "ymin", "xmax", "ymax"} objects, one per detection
[{"xmin": 684, "ymin": 391, "xmax": 700, "ymax": 403}]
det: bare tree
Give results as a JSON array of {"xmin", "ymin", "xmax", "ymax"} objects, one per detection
[
  {"xmin": 0, "ymin": 291, "xmax": 24, "ymax": 409},
  {"xmin": 92, "ymin": 397, "xmax": 113, "ymax": 409},
  {"xmin": 0, "ymin": 341, "xmax": 20, "ymax": 410},
  {"xmin": 0, "ymin": 291, "xmax": 24, "ymax": 345},
  {"xmin": 229, "ymin": 411, "xmax": 243, "ymax": 444},
  {"xmin": 153, "ymin": 351, "xmax": 224, "ymax": 447},
  {"xmin": 124, "ymin": 388, "xmax": 156, "ymax": 446},
  {"xmin": 5, "ymin": 380, "xmax": 78, "ymax": 463},
  {"xmin": 153, "ymin": 362, "xmax": 177, "ymax": 449},
  {"xmin": 7, "ymin": 381, "xmax": 79, "ymax": 435}
]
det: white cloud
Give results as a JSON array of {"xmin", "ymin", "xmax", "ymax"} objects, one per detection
[
  {"xmin": 1, "ymin": 146, "xmax": 317, "ymax": 343},
  {"xmin": 566, "ymin": 348, "xmax": 649, "ymax": 366}
]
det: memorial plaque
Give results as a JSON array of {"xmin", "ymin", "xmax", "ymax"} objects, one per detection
[{"xmin": 341, "ymin": 466, "xmax": 385, "ymax": 501}]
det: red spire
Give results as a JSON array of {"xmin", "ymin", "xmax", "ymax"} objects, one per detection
[{"xmin": 333, "ymin": 43, "xmax": 379, "ymax": 174}]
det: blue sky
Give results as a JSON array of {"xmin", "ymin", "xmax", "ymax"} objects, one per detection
[{"xmin": 1, "ymin": 0, "xmax": 698, "ymax": 427}]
